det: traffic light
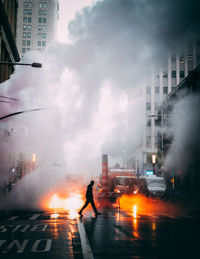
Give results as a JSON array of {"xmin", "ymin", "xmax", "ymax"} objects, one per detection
[
  {"xmin": 152, "ymin": 154, "xmax": 156, "ymax": 164},
  {"xmin": 32, "ymin": 153, "xmax": 36, "ymax": 163}
]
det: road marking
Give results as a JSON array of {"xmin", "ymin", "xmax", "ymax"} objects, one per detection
[
  {"xmin": 77, "ymin": 219, "xmax": 94, "ymax": 259},
  {"xmin": 29, "ymin": 214, "xmax": 40, "ymax": 220},
  {"xmin": 8, "ymin": 216, "xmax": 18, "ymax": 220}
]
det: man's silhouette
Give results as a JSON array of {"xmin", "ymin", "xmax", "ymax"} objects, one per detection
[{"xmin": 79, "ymin": 180, "xmax": 101, "ymax": 217}]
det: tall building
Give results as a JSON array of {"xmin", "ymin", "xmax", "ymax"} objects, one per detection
[
  {"xmin": 0, "ymin": 0, "xmax": 20, "ymax": 83},
  {"xmin": 16, "ymin": 0, "xmax": 59, "ymax": 58},
  {"xmin": 141, "ymin": 39, "xmax": 200, "ymax": 173}
]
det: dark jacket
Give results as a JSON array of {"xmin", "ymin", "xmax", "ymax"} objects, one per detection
[{"xmin": 86, "ymin": 183, "xmax": 93, "ymax": 200}]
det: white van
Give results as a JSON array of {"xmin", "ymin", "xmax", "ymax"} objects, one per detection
[{"xmin": 144, "ymin": 175, "xmax": 166, "ymax": 197}]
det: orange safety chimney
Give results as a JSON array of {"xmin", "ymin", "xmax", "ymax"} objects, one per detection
[{"xmin": 102, "ymin": 154, "xmax": 109, "ymax": 192}]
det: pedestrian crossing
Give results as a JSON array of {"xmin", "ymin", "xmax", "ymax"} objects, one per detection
[{"xmin": 0, "ymin": 211, "xmax": 198, "ymax": 221}]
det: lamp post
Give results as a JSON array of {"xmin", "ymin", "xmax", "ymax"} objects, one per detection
[{"xmin": 0, "ymin": 61, "xmax": 42, "ymax": 68}]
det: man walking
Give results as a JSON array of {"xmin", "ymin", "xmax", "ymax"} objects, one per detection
[{"xmin": 79, "ymin": 180, "xmax": 101, "ymax": 217}]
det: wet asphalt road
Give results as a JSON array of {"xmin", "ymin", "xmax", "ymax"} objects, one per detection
[{"xmin": 0, "ymin": 208, "xmax": 199, "ymax": 259}]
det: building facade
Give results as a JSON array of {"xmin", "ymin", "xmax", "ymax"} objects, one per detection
[
  {"xmin": 16, "ymin": 0, "xmax": 59, "ymax": 58},
  {"xmin": 0, "ymin": 0, "xmax": 20, "ymax": 83},
  {"xmin": 142, "ymin": 40, "xmax": 200, "ymax": 173}
]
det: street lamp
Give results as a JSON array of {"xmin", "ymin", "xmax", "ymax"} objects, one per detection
[{"xmin": 0, "ymin": 61, "xmax": 42, "ymax": 68}]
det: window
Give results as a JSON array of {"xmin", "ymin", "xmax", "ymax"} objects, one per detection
[
  {"xmin": 43, "ymin": 3, "xmax": 47, "ymax": 8},
  {"xmin": 147, "ymin": 119, "xmax": 151, "ymax": 127},
  {"xmin": 155, "ymin": 120, "xmax": 160, "ymax": 127},
  {"xmin": 42, "ymin": 33, "xmax": 46, "ymax": 39},
  {"xmin": 23, "ymin": 32, "xmax": 26, "ymax": 38},
  {"xmin": 28, "ymin": 10, "xmax": 32, "ymax": 15},
  {"xmin": 42, "ymin": 41, "xmax": 46, "ymax": 46},
  {"xmin": 27, "ymin": 40, "xmax": 31, "ymax": 46},
  {"xmin": 23, "ymin": 9, "xmax": 27, "ymax": 15},
  {"xmin": 187, "ymin": 55, "xmax": 193, "ymax": 62},
  {"xmin": 171, "ymin": 55, "xmax": 176, "ymax": 62},
  {"xmin": 43, "ymin": 10, "xmax": 47, "ymax": 15},
  {"xmin": 27, "ymin": 25, "xmax": 31, "ymax": 30},
  {"xmin": 146, "ymin": 86, "xmax": 151, "ymax": 94},
  {"xmin": 180, "ymin": 71, "xmax": 185, "ymax": 78},
  {"xmin": 38, "ymin": 33, "xmax": 41, "ymax": 39},
  {"xmin": 27, "ymin": 32, "xmax": 31, "ymax": 38},
  {"xmin": 163, "ymin": 72, "xmax": 168, "ymax": 78},
  {"xmin": 22, "ymin": 48, "xmax": 26, "ymax": 53},
  {"xmin": 39, "ymin": 10, "xmax": 42, "ymax": 16},
  {"xmin": 23, "ymin": 25, "xmax": 27, "ymax": 30},
  {"xmin": 38, "ymin": 41, "xmax": 41, "ymax": 46},
  {"xmin": 180, "ymin": 56, "xmax": 184, "ymax": 63},
  {"xmin": 28, "ymin": 2, "xmax": 32, "ymax": 8},
  {"xmin": 42, "ymin": 25, "xmax": 46, "ymax": 31},
  {"xmin": 24, "ymin": 2, "xmax": 28, "ymax": 7},
  {"xmin": 38, "ymin": 25, "xmax": 42, "ymax": 31},
  {"xmin": 171, "ymin": 70, "xmax": 176, "ymax": 78},
  {"xmin": 22, "ymin": 40, "xmax": 26, "ymax": 46},
  {"xmin": 155, "ymin": 86, "xmax": 159, "ymax": 94},
  {"xmin": 28, "ymin": 17, "xmax": 32, "ymax": 23},
  {"xmin": 43, "ymin": 18, "xmax": 46, "ymax": 23},
  {"xmin": 39, "ymin": 3, "xmax": 43, "ymax": 8},
  {"xmin": 38, "ymin": 18, "xmax": 42, "ymax": 23},
  {"xmin": 23, "ymin": 17, "xmax": 27, "ymax": 23},
  {"xmin": 146, "ymin": 103, "xmax": 151, "ymax": 111},
  {"xmin": 163, "ymin": 86, "xmax": 168, "ymax": 94},
  {"xmin": 146, "ymin": 136, "xmax": 151, "ymax": 145}
]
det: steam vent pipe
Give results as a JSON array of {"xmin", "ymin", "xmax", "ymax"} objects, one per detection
[{"xmin": 102, "ymin": 154, "xmax": 109, "ymax": 192}]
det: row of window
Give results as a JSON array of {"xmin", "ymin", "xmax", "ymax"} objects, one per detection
[
  {"xmin": 38, "ymin": 33, "xmax": 46, "ymax": 39},
  {"xmin": 22, "ymin": 40, "xmax": 31, "ymax": 46},
  {"xmin": 24, "ymin": 9, "xmax": 47, "ymax": 16},
  {"xmin": 23, "ymin": 17, "xmax": 32, "ymax": 23},
  {"xmin": 38, "ymin": 17, "xmax": 47, "ymax": 23},
  {"xmin": 39, "ymin": 2, "xmax": 47, "ymax": 8},
  {"xmin": 38, "ymin": 41, "xmax": 46, "ymax": 47},
  {"xmin": 24, "ymin": 2, "xmax": 48, "ymax": 8},
  {"xmin": 24, "ymin": 9, "xmax": 32, "ymax": 15},
  {"xmin": 38, "ymin": 25, "xmax": 47, "ymax": 31},
  {"xmin": 22, "ymin": 48, "xmax": 30, "ymax": 54},
  {"xmin": 23, "ymin": 32, "xmax": 31, "ymax": 38},
  {"xmin": 23, "ymin": 24, "xmax": 31, "ymax": 31},
  {"xmin": 24, "ymin": 17, "xmax": 47, "ymax": 23},
  {"xmin": 39, "ymin": 10, "xmax": 47, "ymax": 16},
  {"xmin": 24, "ymin": 2, "xmax": 32, "ymax": 8}
]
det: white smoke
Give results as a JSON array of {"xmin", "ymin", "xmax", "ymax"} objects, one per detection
[{"xmin": 1, "ymin": 0, "xmax": 200, "ymax": 209}]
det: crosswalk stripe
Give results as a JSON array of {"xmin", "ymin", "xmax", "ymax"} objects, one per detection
[
  {"xmin": 8, "ymin": 216, "xmax": 18, "ymax": 220},
  {"xmin": 78, "ymin": 219, "xmax": 94, "ymax": 259},
  {"xmin": 28, "ymin": 214, "xmax": 40, "ymax": 220}
]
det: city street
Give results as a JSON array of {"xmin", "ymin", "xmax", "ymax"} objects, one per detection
[{"xmin": 0, "ymin": 202, "xmax": 199, "ymax": 259}]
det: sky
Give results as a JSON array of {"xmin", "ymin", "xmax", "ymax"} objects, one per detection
[{"xmin": 57, "ymin": 0, "xmax": 98, "ymax": 42}]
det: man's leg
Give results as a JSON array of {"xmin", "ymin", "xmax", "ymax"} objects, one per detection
[
  {"xmin": 90, "ymin": 199, "xmax": 99, "ymax": 214},
  {"xmin": 79, "ymin": 200, "xmax": 89, "ymax": 215}
]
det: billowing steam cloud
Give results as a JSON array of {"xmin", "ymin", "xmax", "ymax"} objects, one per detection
[
  {"xmin": 0, "ymin": 0, "xmax": 200, "ymax": 209},
  {"xmin": 164, "ymin": 94, "xmax": 200, "ymax": 187}
]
